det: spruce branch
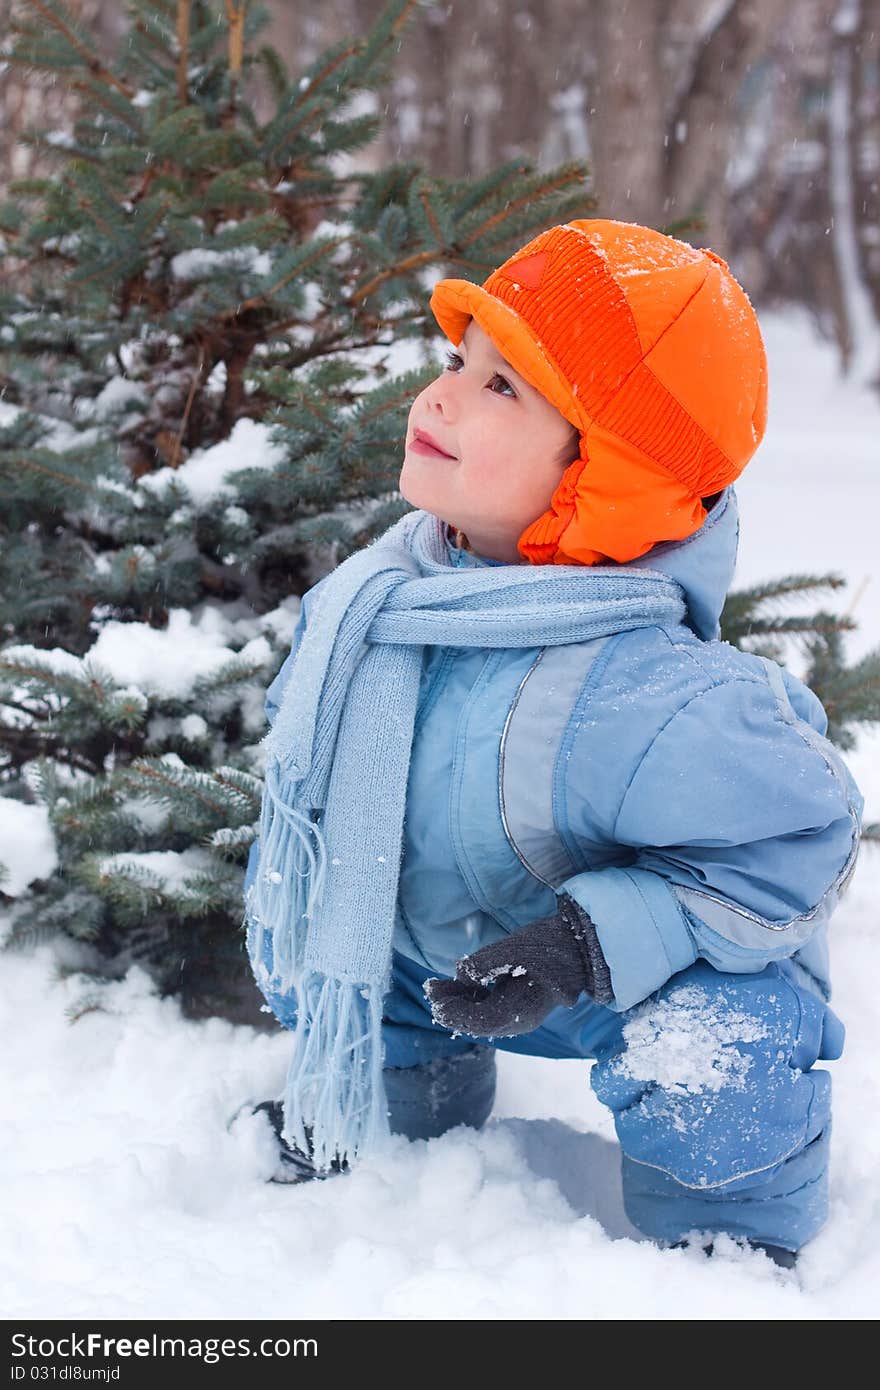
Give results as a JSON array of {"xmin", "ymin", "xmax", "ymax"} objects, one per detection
[
  {"xmin": 210, "ymin": 822, "xmax": 258, "ymax": 854},
  {"xmin": 727, "ymin": 572, "xmax": 847, "ymax": 608},
  {"xmin": 721, "ymin": 573, "xmax": 856, "ymax": 650},
  {"xmin": 260, "ymin": 32, "xmax": 374, "ymax": 162},
  {"xmin": 349, "ymin": 245, "xmax": 449, "ymax": 307},
  {"xmin": 456, "ymin": 166, "xmax": 589, "ymax": 249},
  {"xmin": 177, "ymin": 0, "xmax": 191, "ymax": 106},
  {"xmin": 0, "ymin": 451, "xmax": 99, "ymax": 496},
  {"xmin": 68, "ymin": 77, "xmax": 146, "ymax": 136},
  {"xmin": 11, "ymin": 0, "xmax": 136, "ymax": 101},
  {"xmin": 65, "ymin": 995, "xmax": 110, "ymax": 1023},
  {"xmin": 217, "ymin": 236, "xmax": 348, "ymax": 321},
  {"xmin": 256, "ymin": 41, "xmax": 288, "ymax": 102},
  {"xmin": 120, "ymin": 758, "xmax": 239, "ymax": 820},
  {"xmin": 349, "ymin": 163, "xmax": 589, "ymax": 306},
  {"xmin": 211, "ymin": 764, "xmax": 263, "ymax": 806}
]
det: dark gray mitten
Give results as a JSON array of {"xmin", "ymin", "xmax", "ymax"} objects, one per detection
[{"xmin": 423, "ymin": 893, "xmax": 613, "ymax": 1038}]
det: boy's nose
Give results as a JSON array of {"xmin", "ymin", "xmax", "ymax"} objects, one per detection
[{"xmin": 424, "ymin": 372, "xmax": 458, "ymax": 418}]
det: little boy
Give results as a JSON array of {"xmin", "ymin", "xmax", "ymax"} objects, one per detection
[{"xmin": 243, "ymin": 220, "xmax": 862, "ymax": 1267}]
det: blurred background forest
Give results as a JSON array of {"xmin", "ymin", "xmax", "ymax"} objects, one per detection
[{"xmin": 3, "ymin": 0, "xmax": 880, "ymax": 385}]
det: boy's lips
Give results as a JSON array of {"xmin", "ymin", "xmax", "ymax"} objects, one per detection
[{"xmin": 410, "ymin": 428, "xmax": 456, "ymax": 459}]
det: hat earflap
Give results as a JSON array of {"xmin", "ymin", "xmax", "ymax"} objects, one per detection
[{"xmin": 518, "ymin": 426, "xmax": 708, "ymax": 567}]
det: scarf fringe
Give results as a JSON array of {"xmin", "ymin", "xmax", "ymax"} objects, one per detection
[
  {"xmin": 247, "ymin": 759, "xmax": 327, "ymax": 995},
  {"xmin": 246, "ymin": 758, "xmax": 392, "ymax": 1169},
  {"xmin": 244, "ymin": 507, "xmax": 690, "ymax": 1175},
  {"xmin": 281, "ymin": 971, "xmax": 390, "ymax": 1171}
]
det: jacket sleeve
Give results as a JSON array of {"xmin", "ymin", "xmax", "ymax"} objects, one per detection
[{"xmin": 559, "ymin": 663, "xmax": 863, "ymax": 1012}]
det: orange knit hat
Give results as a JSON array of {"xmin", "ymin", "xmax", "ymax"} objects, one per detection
[{"xmin": 429, "ymin": 219, "xmax": 768, "ymax": 566}]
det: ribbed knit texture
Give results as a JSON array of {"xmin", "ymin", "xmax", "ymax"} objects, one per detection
[
  {"xmin": 600, "ymin": 362, "xmax": 732, "ymax": 495},
  {"xmin": 245, "ymin": 507, "xmax": 687, "ymax": 1172},
  {"xmin": 482, "ymin": 223, "xmax": 646, "ymax": 420}
]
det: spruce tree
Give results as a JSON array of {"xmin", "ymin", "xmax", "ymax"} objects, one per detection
[
  {"xmin": 0, "ymin": 0, "xmax": 597, "ymax": 1018},
  {"xmin": 1, "ymin": 1, "xmax": 875, "ymax": 1022}
]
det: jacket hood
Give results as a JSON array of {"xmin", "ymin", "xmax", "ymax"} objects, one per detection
[
  {"xmin": 623, "ymin": 485, "xmax": 740, "ymax": 640},
  {"xmin": 444, "ymin": 485, "xmax": 739, "ymax": 642}
]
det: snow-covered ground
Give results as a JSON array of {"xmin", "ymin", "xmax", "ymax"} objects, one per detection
[{"xmin": 2, "ymin": 307, "xmax": 879, "ymax": 1320}]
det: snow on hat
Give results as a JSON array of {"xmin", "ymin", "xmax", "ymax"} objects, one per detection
[{"xmin": 429, "ymin": 218, "xmax": 768, "ymax": 565}]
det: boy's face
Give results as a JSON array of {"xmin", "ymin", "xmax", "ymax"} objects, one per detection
[{"xmin": 399, "ymin": 320, "xmax": 579, "ymax": 563}]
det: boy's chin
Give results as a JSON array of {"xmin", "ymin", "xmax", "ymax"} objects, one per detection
[{"xmin": 398, "ymin": 477, "xmax": 450, "ymax": 521}]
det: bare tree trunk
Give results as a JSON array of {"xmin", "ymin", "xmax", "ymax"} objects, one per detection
[
  {"xmin": 849, "ymin": 0, "xmax": 880, "ymax": 352},
  {"xmin": 366, "ymin": 0, "xmax": 592, "ymax": 181},
  {"xmin": 588, "ymin": 0, "xmax": 666, "ymax": 225},
  {"xmin": 828, "ymin": 0, "xmax": 880, "ymax": 382},
  {"xmin": 547, "ymin": 0, "xmax": 795, "ymax": 257},
  {"xmin": 663, "ymin": 0, "xmax": 793, "ymax": 251}
]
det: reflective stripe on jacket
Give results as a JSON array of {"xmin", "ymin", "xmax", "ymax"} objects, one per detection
[{"xmin": 250, "ymin": 488, "xmax": 862, "ymax": 1013}]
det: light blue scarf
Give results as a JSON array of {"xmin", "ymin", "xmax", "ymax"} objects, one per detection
[{"xmin": 246, "ymin": 508, "xmax": 687, "ymax": 1171}]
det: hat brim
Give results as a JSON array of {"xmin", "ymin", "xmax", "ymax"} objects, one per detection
[{"xmin": 429, "ymin": 278, "xmax": 586, "ymax": 434}]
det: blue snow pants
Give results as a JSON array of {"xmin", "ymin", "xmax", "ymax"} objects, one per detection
[{"xmin": 378, "ymin": 950, "xmax": 845, "ymax": 1253}]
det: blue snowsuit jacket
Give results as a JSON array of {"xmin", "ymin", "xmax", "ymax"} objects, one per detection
[{"xmin": 247, "ymin": 487, "xmax": 862, "ymax": 1022}]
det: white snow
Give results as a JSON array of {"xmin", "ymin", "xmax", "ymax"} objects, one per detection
[
  {"xmin": 88, "ymin": 608, "xmax": 270, "ymax": 700},
  {"xmin": 180, "ymin": 714, "xmax": 209, "ymax": 740},
  {"xmin": 0, "ymin": 799, "xmax": 57, "ymax": 895},
  {"xmin": 138, "ymin": 416, "xmax": 287, "ymax": 508},
  {"xmin": 610, "ymin": 984, "xmax": 769, "ymax": 1095},
  {"xmin": 84, "ymin": 372, "xmax": 146, "ymax": 419},
  {"xmin": 170, "ymin": 246, "xmax": 273, "ymax": 282},
  {"xmin": 97, "ymin": 847, "xmax": 215, "ymax": 889},
  {"xmin": 1, "ymin": 643, "xmax": 84, "ymax": 683},
  {"xmin": 2, "ymin": 309, "xmax": 880, "ymax": 1318},
  {"xmin": 2, "ymin": 606, "xmax": 273, "ymax": 791}
]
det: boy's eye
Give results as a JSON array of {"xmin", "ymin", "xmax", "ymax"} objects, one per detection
[{"xmin": 443, "ymin": 348, "xmax": 516, "ymax": 398}]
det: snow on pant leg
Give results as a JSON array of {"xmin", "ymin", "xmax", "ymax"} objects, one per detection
[
  {"xmin": 381, "ymin": 949, "xmax": 497, "ymax": 1140},
  {"xmin": 589, "ymin": 959, "xmax": 845, "ymax": 1252}
]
